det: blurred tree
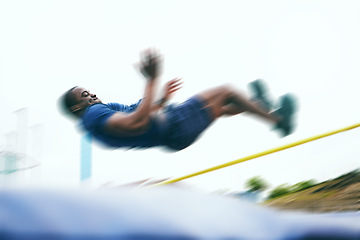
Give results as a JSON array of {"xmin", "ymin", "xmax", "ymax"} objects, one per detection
[
  {"xmin": 267, "ymin": 179, "xmax": 317, "ymax": 200},
  {"xmin": 292, "ymin": 180, "xmax": 317, "ymax": 192},
  {"xmin": 268, "ymin": 184, "xmax": 292, "ymax": 199},
  {"xmin": 245, "ymin": 176, "xmax": 269, "ymax": 192}
]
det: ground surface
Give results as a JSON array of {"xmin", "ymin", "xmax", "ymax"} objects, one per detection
[{"xmin": 265, "ymin": 170, "xmax": 360, "ymax": 213}]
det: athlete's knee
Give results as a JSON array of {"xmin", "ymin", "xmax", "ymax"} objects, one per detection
[
  {"xmin": 217, "ymin": 84, "xmax": 250, "ymax": 107},
  {"xmin": 216, "ymin": 84, "xmax": 235, "ymax": 98},
  {"xmin": 197, "ymin": 84, "xmax": 239, "ymax": 107}
]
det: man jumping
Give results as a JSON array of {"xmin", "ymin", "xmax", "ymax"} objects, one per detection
[{"xmin": 60, "ymin": 49, "xmax": 296, "ymax": 151}]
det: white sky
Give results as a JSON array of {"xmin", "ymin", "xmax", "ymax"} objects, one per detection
[{"xmin": 1, "ymin": 0, "xmax": 360, "ymax": 193}]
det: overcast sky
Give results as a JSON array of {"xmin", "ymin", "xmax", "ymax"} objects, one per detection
[{"xmin": 1, "ymin": 0, "xmax": 360, "ymax": 193}]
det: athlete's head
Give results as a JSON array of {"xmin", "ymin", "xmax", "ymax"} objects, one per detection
[{"xmin": 60, "ymin": 86, "xmax": 102, "ymax": 118}]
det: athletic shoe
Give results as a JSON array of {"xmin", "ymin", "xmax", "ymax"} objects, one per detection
[
  {"xmin": 249, "ymin": 79, "xmax": 272, "ymax": 112},
  {"xmin": 273, "ymin": 94, "xmax": 297, "ymax": 137}
]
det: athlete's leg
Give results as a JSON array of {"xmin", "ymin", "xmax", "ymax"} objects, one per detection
[
  {"xmin": 196, "ymin": 84, "xmax": 279, "ymax": 124},
  {"xmin": 221, "ymin": 104, "xmax": 245, "ymax": 116}
]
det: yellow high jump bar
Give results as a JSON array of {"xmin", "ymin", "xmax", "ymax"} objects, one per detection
[{"xmin": 153, "ymin": 122, "xmax": 360, "ymax": 186}]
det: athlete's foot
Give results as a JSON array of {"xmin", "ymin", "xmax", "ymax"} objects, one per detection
[
  {"xmin": 272, "ymin": 94, "xmax": 297, "ymax": 137},
  {"xmin": 249, "ymin": 79, "xmax": 272, "ymax": 112}
]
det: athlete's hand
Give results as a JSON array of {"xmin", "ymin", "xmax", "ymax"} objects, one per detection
[
  {"xmin": 161, "ymin": 78, "xmax": 183, "ymax": 103},
  {"xmin": 137, "ymin": 49, "xmax": 163, "ymax": 81}
]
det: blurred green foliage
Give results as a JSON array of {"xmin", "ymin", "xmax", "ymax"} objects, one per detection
[
  {"xmin": 245, "ymin": 176, "xmax": 269, "ymax": 192},
  {"xmin": 267, "ymin": 180, "xmax": 317, "ymax": 200}
]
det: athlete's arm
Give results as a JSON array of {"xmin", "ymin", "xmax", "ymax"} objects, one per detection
[
  {"xmin": 104, "ymin": 49, "xmax": 162, "ymax": 136},
  {"xmin": 151, "ymin": 78, "xmax": 182, "ymax": 112}
]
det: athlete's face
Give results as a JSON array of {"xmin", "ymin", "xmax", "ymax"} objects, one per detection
[{"xmin": 72, "ymin": 87, "xmax": 102, "ymax": 107}]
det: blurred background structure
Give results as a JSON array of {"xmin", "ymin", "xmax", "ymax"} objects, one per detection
[
  {"xmin": 80, "ymin": 134, "xmax": 92, "ymax": 183},
  {"xmin": 0, "ymin": 108, "xmax": 42, "ymax": 188}
]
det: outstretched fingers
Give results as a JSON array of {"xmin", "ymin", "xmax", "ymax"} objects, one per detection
[
  {"xmin": 167, "ymin": 77, "xmax": 183, "ymax": 94},
  {"xmin": 162, "ymin": 78, "xmax": 183, "ymax": 101}
]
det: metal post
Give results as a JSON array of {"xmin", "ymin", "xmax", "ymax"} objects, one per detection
[{"xmin": 80, "ymin": 134, "xmax": 92, "ymax": 182}]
